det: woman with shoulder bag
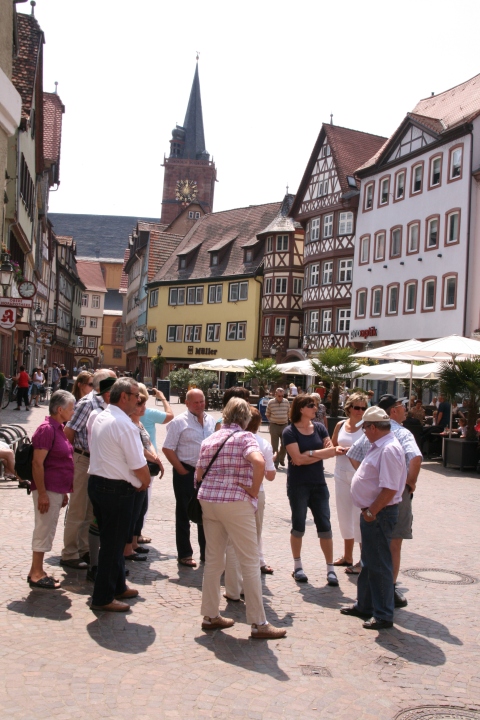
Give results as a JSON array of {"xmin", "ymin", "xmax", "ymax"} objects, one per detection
[
  {"xmin": 196, "ymin": 398, "xmax": 286, "ymax": 640},
  {"xmin": 283, "ymin": 394, "xmax": 347, "ymax": 587}
]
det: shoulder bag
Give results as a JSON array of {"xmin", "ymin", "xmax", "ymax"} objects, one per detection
[{"xmin": 187, "ymin": 429, "xmax": 240, "ymax": 525}]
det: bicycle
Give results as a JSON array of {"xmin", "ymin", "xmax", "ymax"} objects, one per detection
[{"xmin": 1, "ymin": 379, "xmax": 17, "ymax": 409}]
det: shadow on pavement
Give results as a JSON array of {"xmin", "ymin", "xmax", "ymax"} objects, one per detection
[
  {"xmin": 195, "ymin": 632, "xmax": 290, "ymax": 681},
  {"xmin": 392, "ymin": 609, "xmax": 463, "ymax": 645},
  {"xmin": 169, "ymin": 564, "xmax": 204, "ymax": 589},
  {"xmin": 296, "ymin": 581, "xmax": 349, "ymax": 609},
  {"xmin": 8, "ymin": 590, "xmax": 72, "ymax": 620},
  {"xmin": 87, "ymin": 618, "xmax": 156, "ymax": 653},
  {"xmin": 375, "ymin": 627, "xmax": 447, "ymax": 666}
]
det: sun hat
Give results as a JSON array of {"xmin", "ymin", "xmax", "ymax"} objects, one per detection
[{"xmin": 356, "ymin": 406, "xmax": 390, "ymax": 427}]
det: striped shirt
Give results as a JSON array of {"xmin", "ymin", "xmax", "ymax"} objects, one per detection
[
  {"xmin": 163, "ymin": 409, "xmax": 216, "ymax": 466},
  {"xmin": 66, "ymin": 391, "xmax": 107, "ymax": 451},
  {"xmin": 347, "ymin": 418, "xmax": 421, "ymax": 470},
  {"xmin": 266, "ymin": 397, "xmax": 290, "ymax": 425}
]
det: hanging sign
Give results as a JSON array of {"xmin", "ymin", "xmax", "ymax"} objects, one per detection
[
  {"xmin": 0, "ymin": 297, "xmax": 33, "ymax": 308},
  {"xmin": 0, "ymin": 308, "xmax": 16, "ymax": 329}
]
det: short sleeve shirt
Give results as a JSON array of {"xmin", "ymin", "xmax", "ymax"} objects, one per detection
[
  {"xmin": 32, "ymin": 416, "xmax": 74, "ymax": 493},
  {"xmin": 283, "ymin": 421, "xmax": 329, "ymax": 485},
  {"xmin": 347, "ymin": 419, "xmax": 421, "ymax": 470},
  {"xmin": 141, "ymin": 408, "xmax": 167, "ymax": 450}
]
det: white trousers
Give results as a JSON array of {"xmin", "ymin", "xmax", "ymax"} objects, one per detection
[
  {"xmin": 334, "ymin": 469, "xmax": 361, "ymax": 542},
  {"xmin": 224, "ymin": 490, "xmax": 266, "ymax": 599},
  {"xmin": 32, "ymin": 490, "xmax": 64, "ymax": 552},
  {"xmin": 200, "ymin": 499, "xmax": 266, "ymax": 625}
]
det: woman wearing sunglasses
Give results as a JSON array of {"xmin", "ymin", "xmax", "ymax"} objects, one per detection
[
  {"xmin": 283, "ymin": 395, "xmax": 347, "ymax": 586},
  {"xmin": 331, "ymin": 392, "xmax": 368, "ymax": 573},
  {"xmin": 72, "ymin": 371, "xmax": 94, "ymax": 402}
]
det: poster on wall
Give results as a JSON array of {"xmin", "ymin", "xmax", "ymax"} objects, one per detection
[{"xmin": 0, "ymin": 308, "xmax": 16, "ymax": 329}]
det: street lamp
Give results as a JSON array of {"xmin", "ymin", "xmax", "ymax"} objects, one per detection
[
  {"xmin": 34, "ymin": 304, "xmax": 42, "ymax": 322},
  {"xmin": 157, "ymin": 345, "xmax": 163, "ymax": 356},
  {"xmin": 0, "ymin": 251, "xmax": 14, "ymax": 297},
  {"xmin": 270, "ymin": 345, "xmax": 277, "ymax": 359},
  {"xmin": 329, "ymin": 333, "xmax": 336, "ymax": 347}
]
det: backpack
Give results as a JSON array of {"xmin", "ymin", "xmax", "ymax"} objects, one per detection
[{"xmin": 15, "ymin": 437, "xmax": 34, "ymax": 481}]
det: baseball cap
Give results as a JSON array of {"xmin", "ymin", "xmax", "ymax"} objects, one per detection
[
  {"xmin": 356, "ymin": 406, "xmax": 390, "ymax": 427},
  {"xmin": 377, "ymin": 394, "xmax": 400, "ymax": 412},
  {"xmin": 96, "ymin": 377, "xmax": 116, "ymax": 395}
]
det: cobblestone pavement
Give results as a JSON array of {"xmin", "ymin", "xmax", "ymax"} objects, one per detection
[{"xmin": 1, "ymin": 398, "xmax": 480, "ymax": 720}]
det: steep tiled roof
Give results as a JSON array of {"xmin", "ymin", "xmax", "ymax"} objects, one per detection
[
  {"xmin": 150, "ymin": 202, "xmax": 282, "ymax": 285},
  {"xmin": 56, "ymin": 235, "xmax": 74, "ymax": 247},
  {"xmin": 290, "ymin": 125, "xmax": 386, "ymax": 217},
  {"xmin": 12, "ymin": 13, "xmax": 44, "ymax": 124},
  {"xmin": 76, "ymin": 260, "xmax": 107, "ymax": 293},
  {"xmin": 43, "ymin": 92, "xmax": 65, "ymax": 163},
  {"xmin": 119, "ymin": 249, "xmax": 130, "ymax": 294},
  {"xmin": 147, "ymin": 227, "xmax": 184, "ymax": 283},
  {"xmin": 412, "ymin": 73, "xmax": 480, "ymax": 129}
]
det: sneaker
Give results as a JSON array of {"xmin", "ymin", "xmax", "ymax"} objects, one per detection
[
  {"xmin": 202, "ymin": 615, "xmax": 235, "ymax": 630},
  {"xmin": 327, "ymin": 570, "xmax": 339, "ymax": 586},
  {"xmin": 251, "ymin": 623, "xmax": 287, "ymax": 639},
  {"xmin": 292, "ymin": 568, "xmax": 308, "ymax": 583}
]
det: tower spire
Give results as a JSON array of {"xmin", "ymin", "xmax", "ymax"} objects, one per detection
[{"xmin": 182, "ymin": 63, "xmax": 208, "ymax": 160}]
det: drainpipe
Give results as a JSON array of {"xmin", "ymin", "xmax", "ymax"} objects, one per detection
[
  {"xmin": 254, "ymin": 274, "xmax": 263, "ymax": 359},
  {"xmin": 463, "ymin": 129, "xmax": 474, "ymax": 337}
]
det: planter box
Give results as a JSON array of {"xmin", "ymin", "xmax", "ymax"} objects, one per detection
[{"xmin": 443, "ymin": 438, "xmax": 478, "ymax": 470}]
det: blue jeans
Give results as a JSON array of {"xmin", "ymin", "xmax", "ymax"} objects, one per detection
[
  {"xmin": 357, "ymin": 505, "xmax": 399, "ymax": 622},
  {"xmin": 88, "ymin": 475, "xmax": 136, "ymax": 606},
  {"xmin": 172, "ymin": 465, "xmax": 206, "ymax": 560},
  {"xmin": 287, "ymin": 482, "xmax": 332, "ymax": 538}
]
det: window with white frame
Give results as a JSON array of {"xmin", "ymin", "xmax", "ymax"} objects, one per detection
[
  {"xmin": 187, "ymin": 286, "xmax": 204, "ymax": 304},
  {"xmin": 229, "ymin": 282, "xmax": 248, "ymax": 301},
  {"xmin": 266, "ymin": 236, "xmax": 273, "ymax": 253},
  {"xmin": 444, "ymin": 275, "xmax": 456, "ymax": 308},
  {"xmin": 77, "ymin": 336, "xmax": 84, "ymax": 347},
  {"xmin": 408, "ymin": 223, "xmax": 419, "ymax": 253},
  {"xmin": 293, "ymin": 278, "xmax": 303, "ymax": 295},
  {"xmin": 263, "ymin": 317, "xmax": 270, "ymax": 336},
  {"xmin": 193, "ymin": 325, "xmax": 201, "ymax": 342},
  {"xmin": 264, "ymin": 278, "xmax": 272, "ymax": 295},
  {"xmin": 226, "ymin": 321, "xmax": 246, "ymax": 340},
  {"xmin": 304, "ymin": 222, "xmax": 310, "ymax": 245},
  {"xmin": 337, "ymin": 308, "xmax": 350, "ymax": 332},
  {"xmin": 360, "ymin": 235, "xmax": 370, "ymax": 264},
  {"xmin": 81, "ymin": 293, "xmax": 88, "ymax": 307},
  {"xmin": 310, "ymin": 263, "xmax": 319, "ymax": 286},
  {"xmin": 375, "ymin": 232, "xmax": 385, "ymax": 261},
  {"xmin": 276, "ymin": 235, "xmax": 288, "ymax": 251},
  {"xmin": 412, "ymin": 164, "xmax": 423, "ymax": 193},
  {"xmin": 311, "ymin": 218, "xmax": 320, "ymax": 241},
  {"xmin": 79, "ymin": 316, "xmax": 86, "ymax": 327},
  {"xmin": 357, "ymin": 290, "xmax": 366, "ymax": 317},
  {"xmin": 167, "ymin": 325, "xmax": 183, "ymax": 342},
  {"xmin": 210, "ymin": 253, "xmax": 218, "ymax": 267},
  {"xmin": 244, "ymin": 249, "xmax": 253, "ymax": 262},
  {"xmin": 380, "ymin": 177, "xmax": 390, "ymax": 205},
  {"xmin": 387, "ymin": 285, "xmax": 399, "ymax": 314},
  {"xmin": 322, "ymin": 261, "xmax": 333, "ymax": 285},
  {"xmin": 405, "ymin": 282, "xmax": 416, "ymax": 312},
  {"xmin": 365, "ymin": 183, "xmax": 374, "ymax": 209},
  {"xmin": 450, "ymin": 147, "xmax": 462, "ymax": 179},
  {"xmin": 338, "ymin": 259, "xmax": 352, "ymax": 283},
  {"xmin": 427, "ymin": 217, "xmax": 439, "ymax": 248},
  {"xmin": 431, "ymin": 156, "xmax": 441, "ymax": 186},
  {"xmin": 338, "ymin": 212, "xmax": 353, "ymax": 235},
  {"xmin": 184, "ymin": 325, "xmax": 202, "ymax": 342},
  {"xmin": 323, "ymin": 214, "xmax": 333, "ymax": 238},
  {"xmin": 169, "ymin": 287, "xmax": 185, "ymax": 305},
  {"xmin": 149, "ymin": 289, "xmax": 159, "ymax": 307},
  {"xmin": 90, "ymin": 318, "xmax": 97, "ymax": 328},
  {"xmin": 88, "ymin": 337, "xmax": 96, "ymax": 349},
  {"xmin": 274, "ymin": 318, "xmax": 286, "ymax": 336},
  {"xmin": 206, "ymin": 323, "xmax": 221, "ymax": 342},
  {"xmin": 395, "ymin": 171, "xmax": 405, "ymax": 199},
  {"xmin": 149, "ymin": 328, "xmax": 157, "ymax": 342},
  {"xmin": 113, "ymin": 348, "xmax": 122, "ymax": 359},
  {"xmin": 372, "ymin": 287, "xmax": 382, "ymax": 316},
  {"xmin": 321, "ymin": 309, "xmax": 332, "ymax": 333},
  {"xmin": 184, "ymin": 325, "xmax": 194, "ymax": 342},
  {"xmin": 391, "ymin": 228, "xmax": 401, "ymax": 257},
  {"xmin": 310, "ymin": 310, "xmax": 319, "ymax": 333},
  {"xmin": 423, "ymin": 280, "xmax": 435, "ymax": 310},
  {"xmin": 447, "ymin": 211, "xmax": 459, "ymax": 244},
  {"xmin": 275, "ymin": 278, "xmax": 287, "ymax": 294},
  {"xmin": 92, "ymin": 295, "xmax": 100, "ymax": 309},
  {"xmin": 208, "ymin": 284, "xmax": 223, "ymax": 303}
]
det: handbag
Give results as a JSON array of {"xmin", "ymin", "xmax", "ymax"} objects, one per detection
[{"xmin": 187, "ymin": 429, "xmax": 240, "ymax": 525}]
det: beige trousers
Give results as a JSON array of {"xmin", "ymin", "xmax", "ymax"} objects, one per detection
[
  {"xmin": 224, "ymin": 490, "xmax": 266, "ymax": 599},
  {"xmin": 32, "ymin": 490, "xmax": 64, "ymax": 552},
  {"xmin": 269, "ymin": 423, "xmax": 287, "ymax": 464},
  {"xmin": 62, "ymin": 453, "xmax": 94, "ymax": 560},
  {"xmin": 200, "ymin": 499, "xmax": 266, "ymax": 625}
]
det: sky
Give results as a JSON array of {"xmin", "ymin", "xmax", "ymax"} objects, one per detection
[{"xmin": 31, "ymin": 0, "xmax": 480, "ymax": 219}]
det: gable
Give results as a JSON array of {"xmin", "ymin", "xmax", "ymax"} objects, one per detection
[
  {"xmin": 386, "ymin": 123, "xmax": 438, "ymax": 162},
  {"xmin": 299, "ymin": 141, "xmax": 342, "ymax": 214}
]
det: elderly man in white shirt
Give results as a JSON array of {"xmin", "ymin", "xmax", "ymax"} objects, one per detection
[
  {"xmin": 340, "ymin": 406, "xmax": 406, "ymax": 630},
  {"xmin": 163, "ymin": 389, "xmax": 216, "ymax": 567},
  {"xmin": 88, "ymin": 377, "xmax": 150, "ymax": 613}
]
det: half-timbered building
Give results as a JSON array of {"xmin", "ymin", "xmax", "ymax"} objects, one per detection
[
  {"xmin": 290, "ymin": 123, "xmax": 386, "ymax": 350},
  {"xmin": 259, "ymin": 195, "xmax": 305, "ymax": 361}
]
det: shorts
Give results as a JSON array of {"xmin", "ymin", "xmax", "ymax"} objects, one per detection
[
  {"xmin": 391, "ymin": 485, "xmax": 413, "ymax": 539},
  {"xmin": 31, "ymin": 490, "xmax": 64, "ymax": 552},
  {"xmin": 287, "ymin": 482, "xmax": 332, "ymax": 539}
]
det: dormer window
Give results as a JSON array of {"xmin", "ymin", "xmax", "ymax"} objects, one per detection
[
  {"xmin": 211, "ymin": 253, "xmax": 218, "ymax": 266},
  {"xmin": 179, "ymin": 257, "xmax": 186, "ymax": 270},
  {"xmin": 244, "ymin": 250, "xmax": 253, "ymax": 263}
]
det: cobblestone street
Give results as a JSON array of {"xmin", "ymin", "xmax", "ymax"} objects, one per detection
[{"xmin": 1, "ymin": 398, "xmax": 479, "ymax": 720}]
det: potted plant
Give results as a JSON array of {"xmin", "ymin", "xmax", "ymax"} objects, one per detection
[
  {"xmin": 166, "ymin": 368, "xmax": 194, "ymax": 404},
  {"xmin": 243, "ymin": 358, "xmax": 283, "ymax": 398},
  {"xmin": 310, "ymin": 347, "xmax": 360, "ymax": 436},
  {"xmin": 191, "ymin": 370, "xmax": 219, "ymax": 409},
  {"xmin": 438, "ymin": 358, "xmax": 480, "ymax": 470},
  {"xmin": 151, "ymin": 354, "xmax": 166, "ymax": 381}
]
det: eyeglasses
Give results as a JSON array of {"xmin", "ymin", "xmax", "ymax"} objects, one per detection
[
  {"xmin": 138, "ymin": 397, "xmax": 147, "ymax": 405},
  {"xmin": 352, "ymin": 406, "xmax": 366, "ymax": 411},
  {"xmin": 362, "ymin": 422, "xmax": 376, "ymax": 431},
  {"xmin": 126, "ymin": 392, "xmax": 140, "ymax": 398},
  {"xmin": 305, "ymin": 403, "xmax": 316, "ymax": 408}
]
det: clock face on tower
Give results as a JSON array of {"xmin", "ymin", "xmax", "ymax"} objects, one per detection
[{"xmin": 175, "ymin": 179, "xmax": 198, "ymax": 204}]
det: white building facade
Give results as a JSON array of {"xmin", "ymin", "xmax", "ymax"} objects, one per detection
[{"xmin": 350, "ymin": 74, "xmax": 480, "ymax": 347}]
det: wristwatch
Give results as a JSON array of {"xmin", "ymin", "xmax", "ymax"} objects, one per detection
[
  {"xmin": 364, "ymin": 508, "xmax": 374, "ymax": 519},
  {"xmin": 309, "ymin": 450, "xmax": 314, "ymax": 457}
]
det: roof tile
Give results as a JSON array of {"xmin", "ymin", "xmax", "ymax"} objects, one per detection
[
  {"xmin": 12, "ymin": 13, "xmax": 43, "ymax": 123},
  {"xmin": 76, "ymin": 260, "xmax": 107, "ymax": 293}
]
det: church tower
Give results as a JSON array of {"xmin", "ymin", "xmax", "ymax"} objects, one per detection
[{"xmin": 161, "ymin": 62, "xmax": 217, "ymax": 226}]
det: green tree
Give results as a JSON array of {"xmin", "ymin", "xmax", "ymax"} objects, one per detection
[
  {"xmin": 438, "ymin": 357, "xmax": 480, "ymax": 440},
  {"xmin": 243, "ymin": 359, "xmax": 283, "ymax": 398},
  {"xmin": 310, "ymin": 347, "xmax": 360, "ymax": 417},
  {"xmin": 166, "ymin": 368, "xmax": 194, "ymax": 396},
  {"xmin": 191, "ymin": 370, "xmax": 218, "ymax": 396}
]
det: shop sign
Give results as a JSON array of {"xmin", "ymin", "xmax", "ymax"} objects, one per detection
[
  {"xmin": 195, "ymin": 348, "xmax": 218, "ymax": 356},
  {"xmin": 0, "ymin": 297, "xmax": 33, "ymax": 309},
  {"xmin": 350, "ymin": 326, "xmax": 377, "ymax": 340},
  {"xmin": 0, "ymin": 308, "xmax": 16, "ymax": 329}
]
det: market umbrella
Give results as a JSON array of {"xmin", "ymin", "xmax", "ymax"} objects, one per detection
[
  {"xmin": 352, "ymin": 339, "xmax": 423, "ymax": 360},
  {"xmin": 352, "ymin": 361, "xmax": 414, "ymax": 381},
  {"xmin": 395, "ymin": 334, "xmax": 480, "ymax": 360},
  {"xmin": 275, "ymin": 359, "xmax": 316, "ymax": 376},
  {"xmin": 188, "ymin": 358, "xmax": 230, "ymax": 370}
]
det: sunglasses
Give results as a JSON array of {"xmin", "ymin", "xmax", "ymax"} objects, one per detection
[
  {"xmin": 352, "ymin": 405, "xmax": 366, "ymax": 411},
  {"xmin": 362, "ymin": 422, "xmax": 376, "ymax": 431},
  {"xmin": 138, "ymin": 397, "xmax": 147, "ymax": 405},
  {"xmin": 305, "ymin": 403, "xmax": 316, "ymax": 408}
]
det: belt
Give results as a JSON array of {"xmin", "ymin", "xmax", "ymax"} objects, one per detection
[{"xmin": 74, "ymin": 448, "xmax": 90, "ymax": 457}]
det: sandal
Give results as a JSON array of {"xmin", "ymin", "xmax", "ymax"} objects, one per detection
[
  {"xmin": 333, "ymin": 557, "xmax": 353, "ymax": 567},
  {"xmin": 260, "ymin": 565, "xmax": 274, "ymax": 574},
  {"xmin": 29, "ymin": 575, "xmax": 61, "ymax": 589},
  {"xmin": 327, "ymin": 570, "xmax": 339, "ymax": 586},
  {"xmin": 292, "ymin": 568, "xmax": 308, "ymax": 583},
  {"xmin": 345, "ymin": 561, "xmax": 362, "ymax": 575},
  {"xmin": 178, "ymin": 557, "xmax": 197, "ymax": 567}
]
